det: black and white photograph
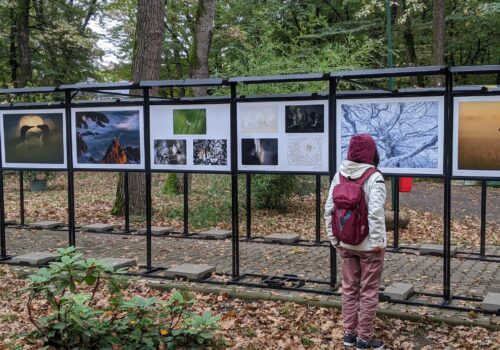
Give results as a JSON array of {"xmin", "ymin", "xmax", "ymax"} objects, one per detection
[
  {"xmin": 154, "ymin": 139, "xmax": 186, "ymax": 165},
  {"xmin": 338, "ymin": 97, "xmax": 443, "ymax": 174},
  {"xmin": 193, "ymin": 139, "xmax": 227, "ymax": 165},
  {"xmin": 241, "ymin": 138, "xmax": 278, "ymax": 165},
  {"xmin": 287, "ymin": 138, "xmax": 322, "ymax": 167},
  {"xmin": 285, "ymin": 104, "xmax": 324, "ymax": 133}
]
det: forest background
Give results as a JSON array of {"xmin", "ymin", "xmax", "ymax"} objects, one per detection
[{"xmin": 0, "ymin": 0, "xmax": 499, "ymax": 216}]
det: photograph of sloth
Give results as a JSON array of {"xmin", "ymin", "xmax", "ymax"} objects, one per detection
[
  {"xmin": 285, "ymin": 104, "xmax": 324, "ymax": 133},
  {"xmin": 2, "ymin": 112, "xmax": 65, "ymax": 164},
  {"xmin": 154, "ymin": 139, "xmax": 186, "ymax": 165}
]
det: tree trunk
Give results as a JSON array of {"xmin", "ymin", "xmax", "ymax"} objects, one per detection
[
  {"xmin": 16, "ymin": 0, "xmax": 32, "ymax": 87},
  {"xmin": 396, "ymin": 0, "xmax": 422, "ymax": 86},
  {"xmin": 431, "ymin": 0, "xmax": 445, "ymax": 86},
  {"xmin": 113, "ymin": 0, "xmax": 166, "ymax": 217},
  {"xmin": 9, "ymin": 8, "xmax": 18, "ymax": 88},
  {"xmin": 189, "ymin": 0, "xmax": 215, "ymax": 96}
]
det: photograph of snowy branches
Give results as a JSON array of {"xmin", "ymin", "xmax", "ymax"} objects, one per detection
[{"xmin": 338, "ymin": 97, "xmax": 443, "ymax": 174}]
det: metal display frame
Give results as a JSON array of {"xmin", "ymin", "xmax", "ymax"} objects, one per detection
[{"xmin": 0, "ymin": 65, "xmax": 498, "ymax": 314}]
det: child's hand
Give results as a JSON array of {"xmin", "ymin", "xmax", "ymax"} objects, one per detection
[{"xmin": 371, "ymin": 246, "xmax": 384, "ymax": 253}]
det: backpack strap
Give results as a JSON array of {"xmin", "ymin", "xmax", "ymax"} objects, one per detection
[
  {"xmin": 354, "ymin": 167, "xmax": 379, "ymax": 185},
  {"xmin": 338, "ymin": 167, "xmax": 379, "ymax": 184}
]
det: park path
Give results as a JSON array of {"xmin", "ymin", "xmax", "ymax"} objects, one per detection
[
  {"xmin": 5, "ymin": 228, "xmax": 499, "ymax": 302},
  {"xmin": 387, "ymin": 181, "xmax": 500, "ymax": 224}
]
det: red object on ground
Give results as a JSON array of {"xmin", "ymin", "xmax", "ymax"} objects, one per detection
[{"xmin": 399, "ymin": 177, "xmax": 413, "ymax": 192}]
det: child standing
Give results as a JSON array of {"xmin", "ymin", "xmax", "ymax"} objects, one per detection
[{"xmin": 324, "ymin": 134, "xmax": 387, "ymax": 350}]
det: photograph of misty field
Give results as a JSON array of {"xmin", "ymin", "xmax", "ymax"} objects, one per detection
[
  {"xmin": 458, "ymin": 101, "xmax": 500, "ymax": 170},
  {"xmin": 173, "ymin": 109, "xmax": 206, "ymax": 134}
]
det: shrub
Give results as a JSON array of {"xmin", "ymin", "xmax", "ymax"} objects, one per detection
[
  {"xmin": 163, "ymin": 173, "xmax": 181, "ymax": 195},
  {"xmin": 252, "ymin": 174, "xmax": 298, "ymax": 211},
  {"xmin": 24, "ymin": 247, "xmax": 219, "ymax": 349}
]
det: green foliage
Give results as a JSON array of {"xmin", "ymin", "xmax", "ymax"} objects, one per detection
[
  {"xmin": 252, "ymin": 174, "xmax": 298, "ymax": 211},
  {"xmin": 163, "ymin": 173, "xmax": 181, "ymax": 195},
  {"xmin": 24, "ymin": 247, "xmax": 219, "ymax": 349},
  {"xmin": 190, "ymin": 175, "xmax": 232, "ymax": 228}
]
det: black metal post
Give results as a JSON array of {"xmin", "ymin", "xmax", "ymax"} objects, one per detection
[
  {"xmin": 393, "ymin": 176, "xmax": 400, "ymax": 249},
  {"xmin": 143, "ymin": 88, "xmax": 153, "ymax": 272},
  {"xmin": 65, "ymin": 90, "xmax": 76, "ymax": 247},
  {"xmin": 183, "ymin": 172, "xmax": 189, "ymax": 236},
  {"xmin": 0, "ymin": 169, "xmax": 6, "ymax": 259},
  {"xmin": 19, "ymin": 171, "xmax": 25, "ymax": 225},
  {"xmin": 315, "ymin": 175, "xmax": 321, "ymax": 244},
  {"xmin": 443, "ymin": 68, "xmax": 452, "ymax": 302},
  {"xmin": 328, "ymin": 76, "xmax": 338, "ymax": 287},
  {"xmin": 124, "ymin": 172, "xmax": 130, "ymax": 232},
  {"xmin": 230, "ymin": 83, "xmax": 239, "ymax": 278},
  {"xmin": 480, "ymin": 180, "xmax": 487, "ymax": 258},
  {"xmin": 246, "ymin": 173, "xmax": 251, "ymax": 239}
]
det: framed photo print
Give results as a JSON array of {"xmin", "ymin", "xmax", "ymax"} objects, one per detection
[{"xmin": 0, "ymin": 109, "xmax": 67, "ymax": 169}]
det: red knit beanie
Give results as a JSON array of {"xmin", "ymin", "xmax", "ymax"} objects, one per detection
[{"xmin": 347, "ymin": 134, "xmax": 378, "ymax": 165}]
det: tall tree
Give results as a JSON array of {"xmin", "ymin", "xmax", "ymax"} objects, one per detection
[
  {"xmin": 16, "ymin": 0, "xmax": 31, "ymax": 87},
  {"xmin": 113, "ymin": 0, "xmax": 166, "ymax": 216},
  {"xmin": 396, "ymin": 0, "xmax": 422, "ymax": 86},
  {"xmin": 431, "ymin": 0, "xmax": 445, "ymax": 86},
  {"xmin": 189, "ymin": 0, "xmax": 216, "ymax": 96}
]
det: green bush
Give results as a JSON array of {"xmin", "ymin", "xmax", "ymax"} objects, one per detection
[
  {"xmin": 252, "ymin": 174, "xmax": 298, "ymax": 211},
  {"xmin": 163, "ymin": 173, "xmax": 181, "ymax": 195},
  {"xmin": 24, "ymin": 247, "xmax": 219, "ymax": 349}
]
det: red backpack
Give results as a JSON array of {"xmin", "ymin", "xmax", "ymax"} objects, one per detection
[{"xmin": 331, "ymin": 168, "xmax": 378, "ymax": 245}]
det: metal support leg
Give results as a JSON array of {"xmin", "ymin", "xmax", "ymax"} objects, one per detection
[
  {"xmin": 124, "ymin": 172, "xmax": 130, "ymax": 232},
  {"xmin": 183, "ymin": 172, "xmax": 188, "ymax": 236},
  {"xmin": 0, "ymin": 170, "xmax": 6, "ymax": 259},
  {"xmin": 315, "ymin": 175, "xmax": 321, "ymax": 244},
  {"xmin": 19, "ymin": 171, "xmax": 25, "ymax": 226},
  {"xmin": 246, "ymin": 173, "xmax": 251, "ymax": 239},
  {"xmin": 480, "ymin": 180, "xmax": 487, "ymax": 258},
  {"xmin": 393, "ymin": 176, "xmax": 400, "ymax": 249}
]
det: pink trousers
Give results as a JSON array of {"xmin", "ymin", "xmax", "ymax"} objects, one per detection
[{"xmin": 338, "ymin": 248, "xmax": 385, "ymax": 341}]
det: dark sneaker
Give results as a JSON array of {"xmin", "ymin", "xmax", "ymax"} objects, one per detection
[
  {"xmin": 343, "ymin": 333, "xmax": 357, "ymax": 347},
  {"xmin": 356, "ymin": 338, "xmax": 384, "ymax": 350}
]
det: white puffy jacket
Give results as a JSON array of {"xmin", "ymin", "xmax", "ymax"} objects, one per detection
[{"xmin": 324, "ymin": 160, "xmax": 387, "ymax": 251}]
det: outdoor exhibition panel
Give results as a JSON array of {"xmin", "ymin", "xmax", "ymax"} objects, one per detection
[
  {"xmin": 0, "ymin": 65, "xmax": 498, "ymax": 316},
  {"xmin": 150, "ymin": 103, "xmax": 231, "ymax": 172},
  {"xmin": 336, "ymin": 96, "xmax": 445, "ymax": 175},
  {"xmin": 71, "ymin": 106, "xmax": 145, "ymax": 170},
  {"xmin": 237, "ymin": 100, "xmax": 329, "ymax": 173},
  {"xmin": 452, "ymin": 95, "xmax": 500, "ymax": 178},
  {"xmin": 0, "ymin": 108, "xmax": 68, "ymax": 170}
]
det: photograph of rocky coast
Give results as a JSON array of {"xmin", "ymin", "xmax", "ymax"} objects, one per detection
[{"xmin": 75, "ymin": 110, "xmax": 141, "ymax": 166}]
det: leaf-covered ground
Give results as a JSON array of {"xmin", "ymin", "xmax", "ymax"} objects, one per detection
[
  {"xmin": 0, "ymin": 266, "xmax": 498, "ymax": 350},
  {"xmin": 2, "ymin": 172, "xmax": 499, "ymax": 247}
]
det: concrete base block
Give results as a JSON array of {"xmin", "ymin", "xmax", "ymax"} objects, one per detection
[
  {"xmin": 419, "ymin": 243, "xmax": 457, "ymax": 257},
  {"xmin": 199, "ymin": 229, "xmax": 231, "ymax": 240},
  {"xmin": 165, "ymin": 263, "xmax": 216, "ymax": 280},
  {"xmin": 100, "ymin": 257, "xmax": 136, "ymax": 270},
  {"xmin": 481, "ymin": 293, "xmax": 500, "ymax": 312},
  {"xmin": 138, "ymin": 226, "xmax": 173, "ymax": 235},
  {"xmin": 81, "ymin": 223, "xmax": 115, "ymax": 233},
  {"xmin": 11, "ymin": 252, "xmax": 59, "ymax": 266},
  {"xmin": 264, "ymin": 232, "xmax": 300, "ymax": 244},
  {"xmin": 5, "ymin": 219, "xmax": 17, "ymax": 225},
  {"xmin": 29, "ymin": 221, "xmax": 63, "ymax": 229},
  {"xmin": 382, "ymin": 283, "xmax": 415, "ymax": 301}
]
